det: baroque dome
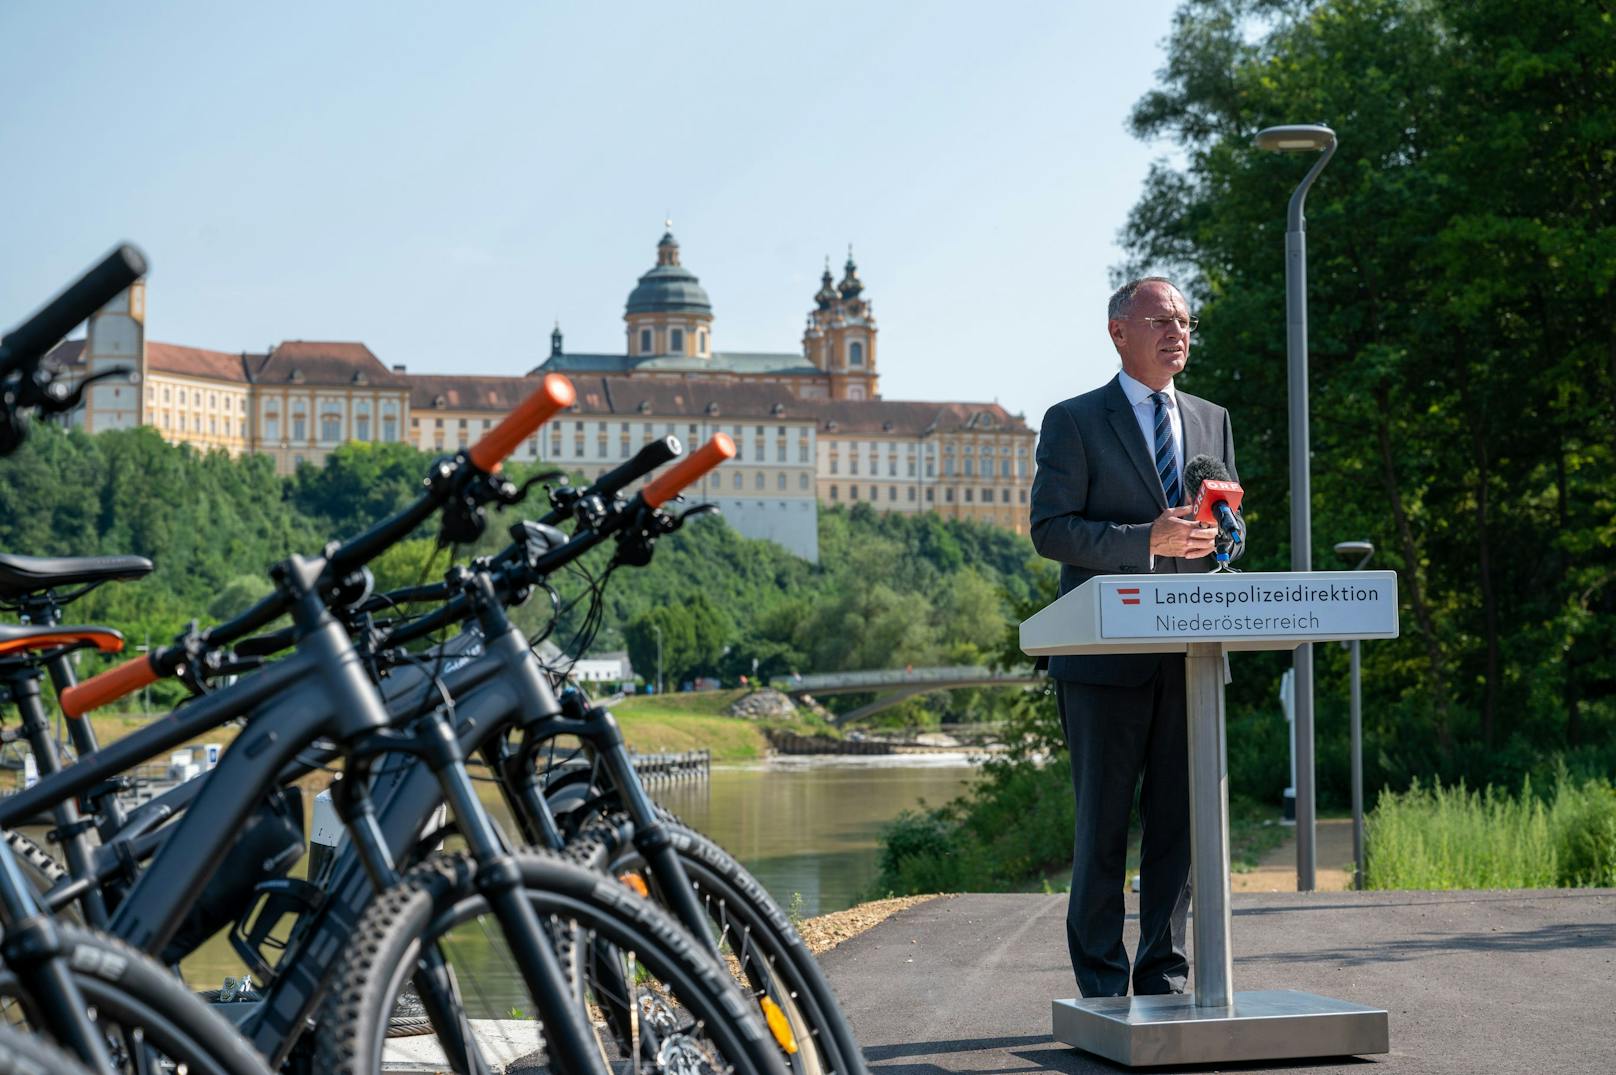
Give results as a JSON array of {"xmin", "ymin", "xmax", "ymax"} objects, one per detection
[{"xmin": 625, "ymin": 230, "xmax": 713, "ymax": 316}]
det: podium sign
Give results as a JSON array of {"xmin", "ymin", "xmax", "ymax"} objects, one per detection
[
  {"xmin": 1022, "ymin": 570, "xmax": 1398, "ymax": 655},
  {"xmin": 1025, "ymin": 571, "xmax": 1394, "ymax": 1066}
]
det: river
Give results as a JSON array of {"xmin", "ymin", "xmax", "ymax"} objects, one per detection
[{"xmin": 652, "ymin": 755, "xmax": 979, "ymax": 917}]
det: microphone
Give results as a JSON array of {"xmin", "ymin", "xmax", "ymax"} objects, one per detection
[{"xmin": 1184, "ymin": 454, "xmax": 1244, "ymax": 547}]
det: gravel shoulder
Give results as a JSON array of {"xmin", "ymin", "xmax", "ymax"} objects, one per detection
[{"xmin": 798, "ymin": 894, "xmax": 949, "ymax": 954}]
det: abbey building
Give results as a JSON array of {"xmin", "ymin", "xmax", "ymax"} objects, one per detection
[{"xmin": 55, "ymin": 230, "xmax": 1034, "ymax": 562}]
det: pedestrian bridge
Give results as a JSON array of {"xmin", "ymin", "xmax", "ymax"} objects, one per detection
[{"xmin": 771, "ymin": 665, "xmax": 1039, "ymax": 724}]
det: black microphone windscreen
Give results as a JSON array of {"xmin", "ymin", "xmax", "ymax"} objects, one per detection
[{"xmin": 1183, "ymin": 454, "xmax": 1231, "ymax": 499}]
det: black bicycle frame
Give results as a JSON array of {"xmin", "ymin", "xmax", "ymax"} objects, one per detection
[{"xmin": 2, "ymin": 574, "xmax": 608, "ymax": 1074}]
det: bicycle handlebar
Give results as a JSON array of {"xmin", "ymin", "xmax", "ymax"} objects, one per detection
[
  {"xmin": 467, "ymin": 374, "xmax": 577, "ymax": 472},
  {"xmin": 0, "ymin": 245, "xmax": 149, "ymax": 379},
  {"xmin": 60, "ymin": 653, "xmax": 158, "ymax": 719},
  {"xmin": 642, "ymin": 433, "xmax": 735, "ymax": 507},
  {"xmin": 539, "ymin": 436, "xmax": 682, "ymax": 526}
]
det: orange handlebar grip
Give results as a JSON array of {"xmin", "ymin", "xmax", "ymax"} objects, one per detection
[
  {"xmin": 642, "ymin": 433, "xmax": 737, "ymax": 508},
  {"xmin": 467, "ymin": 374, "xmax": 576, "ymax": 472},
  {"xmin": 61, "ymin": 653, "xmax": 159, "ymax": 719}
]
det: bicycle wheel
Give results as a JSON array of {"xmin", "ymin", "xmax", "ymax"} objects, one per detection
[
  {"xmin": 0, "ymin": 924, "xmax": 272, "ymax": 1075},
  {"xmin": 317, "ymin": 850, "xmax": 789, "ymax": 1075},
  {"xmin": 0, "ymin": 1020, "xmax": 97, "ymax": 1075},
  {"xmin": 568, "ymin": 813, "xmax": 864, "ymax": 1075}
]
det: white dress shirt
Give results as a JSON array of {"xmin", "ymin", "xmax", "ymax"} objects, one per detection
[{"xmin": 1117, "ymin": 369, "xmax": 1183, "ymax": 502}]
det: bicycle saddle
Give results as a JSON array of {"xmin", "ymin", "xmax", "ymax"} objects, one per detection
[
  {"xmin": 0, "ymin": 622, "xmax": 125, "ymax": 656},
  {"xmin": 0, "ymin": 553, "xmax": 154, "ymax": 600}
]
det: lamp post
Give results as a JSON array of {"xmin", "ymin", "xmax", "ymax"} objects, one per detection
[
  {"xmin": 1254, "ymin": 123, "xmax": 1337, "ymax": 891},
  {"xmin": 1334, "ymin": 539, "xmax": 1374, "ymax": 889},
  {"xmin": 652, "ymin": 623, "xmax": 664, "ymax": 696}
]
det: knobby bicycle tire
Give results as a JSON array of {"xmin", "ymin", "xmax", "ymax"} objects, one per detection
[
  {"xmin": 315, "ymin": 849, "xmax": 788, "ymax": 1075},
  {"xmin": 568, "ymin": 812, "xmax": 864, "ymax": 1075},
  {"xmin": 0, "ymin": 923, "xmax": 273, "ymax": 1075},
  {"xmin": 0, "ymin": 1020, "xmax": 98, "ymax": 1075},
  {"xmin": 0, "ymin": 829, "xmax": 83, "ymax": 925}
]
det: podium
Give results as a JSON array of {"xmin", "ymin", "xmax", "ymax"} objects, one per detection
[{"xmin": 1022, "ymin": 571, "xmax": 1397, "ymax": 1066}]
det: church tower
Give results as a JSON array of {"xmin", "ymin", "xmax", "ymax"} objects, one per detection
[
  {"xmin": 80, "ymin": 281, "xmax": 148, "ymax": 432},
  {"xmin": 624, "ymin": 225, "xmax": 714, "ymax": 363},
  {"xmin": 802, "ymin": 249, "xmax": 878, "ymax": 400}
]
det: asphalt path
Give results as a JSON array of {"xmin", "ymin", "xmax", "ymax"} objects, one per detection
[{"xmin": 819, "ymin": 889, "xmax": 1616, "ymax": 1074}]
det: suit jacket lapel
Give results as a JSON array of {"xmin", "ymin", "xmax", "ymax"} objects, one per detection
[
  {"xmin": 1179, "ymin": 394, "xmax": 1210, "ymax": 473},
  {"xmin": 1104, "ymin": 376, "xmax": 1167, "ymax": 510}
]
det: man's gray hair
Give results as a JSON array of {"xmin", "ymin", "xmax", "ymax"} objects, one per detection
[{"xmin": 1108, "ymin": 276, "xmax": 1178, "ymax": 320}]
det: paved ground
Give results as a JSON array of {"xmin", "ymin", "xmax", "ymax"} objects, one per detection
[{"xmin": 819, "ymin": 889, "xmax": 1616, "ymax": 1074}]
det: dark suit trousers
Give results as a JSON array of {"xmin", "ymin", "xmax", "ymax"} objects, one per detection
[{"xmin": 1056, "ymin": 662, "xmax": 1192, "ymax": 997}]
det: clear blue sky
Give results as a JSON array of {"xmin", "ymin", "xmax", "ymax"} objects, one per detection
[{"xmin": 1, "ymin": 1, "xmax": 1185, "ymax": 428}]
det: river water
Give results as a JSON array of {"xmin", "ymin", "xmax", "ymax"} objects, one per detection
[{"xmin": 652, "ymin": 755, "xmax": 978, "ymax": 917}]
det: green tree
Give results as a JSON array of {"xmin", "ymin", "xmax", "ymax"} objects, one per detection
[{"xmin": 1121, "ymin": 0, "xmax": 1616, "ymax": 790}]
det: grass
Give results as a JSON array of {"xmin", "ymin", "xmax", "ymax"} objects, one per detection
[
  {"xmin": 609, "ymin": 690, "xmax": 770, "ymax": 761},
  {"xmin": 1366, "ymin": 774, "xmax": 1616, "ymax": 890}
]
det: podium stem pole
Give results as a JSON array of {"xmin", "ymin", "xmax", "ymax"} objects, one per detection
[{"xmin": 1185, "ymin": 641, "xmax": 1233, "ymax": 1008}]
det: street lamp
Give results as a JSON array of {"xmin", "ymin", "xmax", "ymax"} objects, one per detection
[
  {"xmin": 1255, "ymin": 122, "xmax": 1337, "ymax": 891},
  {"xmin": 652, "ymin": 622, "xmax": 664, "ymax": 696},
  {"xmin": 1334, "ymin": 539, "xmax": 1374, "ymax": 890}
]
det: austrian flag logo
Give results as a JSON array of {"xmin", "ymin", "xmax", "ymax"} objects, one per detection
[{"xmin": 1117, "ymin": 587, "xmax": 1141, "ymax": 606}]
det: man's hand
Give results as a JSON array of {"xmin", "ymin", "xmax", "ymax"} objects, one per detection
[{"xmin": 1149, "ymin": 505, "xmax": 1218, "ymax": 559}]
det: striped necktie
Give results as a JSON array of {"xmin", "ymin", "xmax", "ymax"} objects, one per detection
[{"xmin": 1151, "ymin": 391, "xmax": 1181, "ymax": 506}]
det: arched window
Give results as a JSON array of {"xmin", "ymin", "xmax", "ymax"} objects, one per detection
[
  {"xmin": 849, "ymin": 340, "xmax": 864, "ymax": 366},
  {"xmin": 640, "ymin": 328, "xmax": 652, "ymax": 354}
]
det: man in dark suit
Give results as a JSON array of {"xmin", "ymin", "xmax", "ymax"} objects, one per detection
[{"xmin": 1029, "ymin": 276, "xmax": 1243, "ymax": 998}]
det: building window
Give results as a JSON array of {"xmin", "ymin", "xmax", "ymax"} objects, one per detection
[
  {"xmin": 946, "ymin": 488, "xmax": 955, "ymax": 503},
  {"xmin": 527, "ymin": 436, "xmax": 538, "ymax": 457},
  {"xmin": 829, "ymin": 456, "xmax": 838, "ymax": 475},
  {"xmin": 849, "ymin": 485, "xmax": 858, "ymax": 500},
  {"xmin": 321, "ymin": 415, "xmax": 341, "ymax": 442},
  {"xmin": 964, "ymin": 459, "xmax": 975, "ymax": 477},
  {"xmin": 238, "ymin": 419, "xmax": 246, "ymax": 437},
  {"xmin": 265, "ymin": 416, "xmax": 279, "ymax": 440},
  {"xmin": 1001, "ymin": 488, "xmax": 1010, "ymax": 503},
  {"xmin": 799, "ymin": 442, "xmax": 810, "ymax": 463},
  {"xmin": 869, "ymin": 486, "xmax": 876, "ymax": 501},
  {"xmin": 888, "ymin": 486, "xmax": 896, "ymax": 501},
  {"xmin": 292, "ymin": 416, "xmax": 306, "ymax": 441},
  {"xmin": 640, "ymin": 328, "xmax": 652, "ymax": 353},
  {"xmin": 670, "ymin": 328, "xmax": 684, "ymax": 352},
  {"xmin": 907, "ymin": 486, "xmax": 916, "ymax": 502},
  {"xmin": 162, "ymin": 387, "xmax": 171, "ymax": 402},
  {"xmin": 849, "ymin": 340, "xmax": 864, "ymax": 366},
  {"xmin": 888, "ymin": 457, "xmax": 897, "ymax": 476},
  {"xmin": 830, "ymin": 485, "xmax": 838, "ymax": 501},
  {"xmin": 209, "ymin": 416, "xmax": 217, "ymax": 435},
  {"xmin": 356, "ymin": 416, "xmax": 370, "ymax": 441},
  {"xmin": 382, "ymin": 416, "xmax": 397, "ymax": 442},
  {"xmin": 777, "ymin": 472, "xmax": 786, "ymax": 491},
  {"xmin": 926, "ymin": 488, "xmax": 935, "ymax": 503},
  {"xmin": 755, "ymin": 472, "xmax": 765, "ymax": 490},
  {"xmin": 733, "ymin": 471, "xmax": 743, "ymax": 489},
  {"xmin": 850, "ymin": 456, "xmax": 859, "ymax": 476},
  {"xmin": 550, "ymin": 430, "xmax": 562, "ymax": 456},
  {"xmin": 698, "ymin": 330, "xmax": 707, "ymax": 353},
  {"xmin": 1020, "ymin": 488, "xmax": 1028, "ymax": 503},
  {"xmin": 777, "ymin": 439, "xmax": 786, "ymax": 462},
  {"xmin": 799, "ymin": 473, "xmax": 809, "ymax": 490},
  {"xmin": 944, "ymin": 459, "xmax": 955, "ymax": 477}
]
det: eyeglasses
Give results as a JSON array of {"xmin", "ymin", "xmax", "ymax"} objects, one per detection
[{"xmin": 1132, "ymin": 316, "xmax": 1199, "ymax": 335}]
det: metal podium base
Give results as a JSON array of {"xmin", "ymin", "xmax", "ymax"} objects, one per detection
[{"xmin": 1053, "ymin": 989, "xmax": 1388, "ymax": 1067}]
